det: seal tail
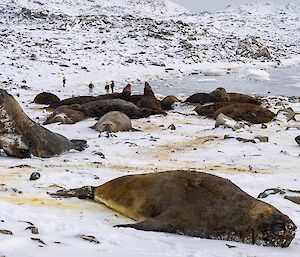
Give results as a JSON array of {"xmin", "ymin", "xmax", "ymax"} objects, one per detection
[
  {"xmin": 49, "ymin": 186, "xmax": 96, "ymax": 200},
  {"xmin": 70, "ymin": 139, "xmax": 88, "ymax": 151}
]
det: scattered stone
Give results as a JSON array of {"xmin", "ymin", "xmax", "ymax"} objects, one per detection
[
  {"xmin": 215, "ymin": 113, "xmax": 244, "ymax": 130},
  {"xmin": 31, "ymin": 237, "xmax": 46, "ymax": 245},
  {"xmin": 276, "ymin": 108, "xmax": 296, "ymax": 122},
  {"xmin": 0, "ymin": 230, "xmax": 13, "ymax": 235},
  {"xmin": 261, "ymin": 124, "xmax": 268, "ymax": 129},
  {"xmin": 79, "ymin": 235, "xmax": 100, "ymax": 244},
  {"xmin": 295, "ymin": 136, "xmax": 300, "ymax": 146},
  {"xmin": 25, "ymin": 226, "xmax": 39, "ymax": 235},
  {"xmin": 30, "ymin": 172, "xmax": 41, "ymax": 181},
  {"xmin": 284, "ymin": 196, "xmax": 300, "ymax": 205},
  {"xmin": 226, "ymin": 244, "xmax": 237, "ymax": 249},
  {"xmin": 94, "ymin": 151, "xmax": 106, "ymax": 159},
  {"xmin": 255, "ymin": 136, "xmax": 269, "ymax": 143},
  {"xmin": 167, "ymin": 124, "xmax": 176, "ymax": 130}
]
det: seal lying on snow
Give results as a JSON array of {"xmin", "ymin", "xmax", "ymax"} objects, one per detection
[
  {"xmin": 54, "ymin": 84, "xmax": 132, "ymax": 107},
  {"xmin": 0, "ymin": 90, "xmax": 87, "ymax": 158},
  {"xmin": 43, "ymin": 105, "xmax": 86, "ymax": 125},
  {"xmin": 185, "ymin": 87, "xmax": 229, "ymax": 104},
  {"xmin": 33, "ymin": 92, "xmax": 61, "ymax": 106},
  {"xmin": 51, "ymin": 170, "xmax": 296, "ymax": 247},
  {"xmin": 91, "ymin": 111, "xmax": 133, "ymax": 133},
  {"xmin": 213, "ymin": 103, "xmax": 275, "ymax": 124}
]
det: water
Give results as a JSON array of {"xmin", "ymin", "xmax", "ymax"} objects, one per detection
[{"xmin": 150, "ymin": 65, "xmax": 300, "ymax": 98}]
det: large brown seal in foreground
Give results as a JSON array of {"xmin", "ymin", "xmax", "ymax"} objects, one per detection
[
  {"xmin": 0, "ymin": 90, "xmax": 87, "ymax": 158},
  {"xmin": 52, "ymin": 170, "xmax": 296, "ymax": 247},
  {"xmin": 213, "ymin": 103, "xmax": 275, "ymax": 124}
]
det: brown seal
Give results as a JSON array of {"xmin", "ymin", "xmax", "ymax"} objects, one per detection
[
  {"xmin": 43, "ymin": 105, "xmax": 86, "ymax": 125},
  {"xmin": 52, "ymin": 170, "xmax": 296, "ymax": 247},
  {"xmin": 33, "ymin": 92, "xmax": 61, "ymax": 105},
  {"xmin": 185, "ymin": 87, "xmax": 229, "ymax": 104},
  {"xmin": 213, "ymin": 103, "xmax": 275, "ymax": 124},
  {"xmin": 160, "ymin": 96, "xmax": 179, "ymax": 110},
  {"xmin": 0, "ymin": 90, "xmax": 87, "ymax": 158},
  {"xmin": 194, "ymin": 102, "xmax": 232, "ymax": 118},
  {"xmin": 228, "ymin": 93, "xmax": 261, "ymax": 105},
  {"xmin": 136, "ymin": 82, "xmax": 161, "ymax": 110},
  {"xmin": 57, "ymin": 84, "xmax": 132, "ymax": 107}
]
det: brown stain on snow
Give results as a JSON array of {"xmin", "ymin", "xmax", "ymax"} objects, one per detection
[{"xmin": 0, "ymin": 195, "xmax": 102, "ymax": 211}]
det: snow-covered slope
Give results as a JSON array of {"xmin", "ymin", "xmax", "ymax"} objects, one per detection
[
  {"xmin": 0, "ymin": 1, "xmax": 298, "ymax": 100},
  {"xmin": 0, "ymin": 0, "xmax": 187, "ymax": 18}
]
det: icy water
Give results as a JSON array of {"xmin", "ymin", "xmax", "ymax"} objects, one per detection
[{"xmin": 150, "ymin": 65, "xmax": 300, "ymax": 98}]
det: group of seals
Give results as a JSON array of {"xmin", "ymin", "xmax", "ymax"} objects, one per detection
[
  {"xmin": 0, "ymin": 89, "xmax": 87, "ymax": 158},
  {"xmin": 52, "ymin": 170, "xmax": 297, "ymax": 247},
  {"xmin": 189, "ymin": 88, "xmax": 275, "ymax": 124},
  {"xmin": 41, "ymin": 83, "xmax": 171, "ymax": 125}
]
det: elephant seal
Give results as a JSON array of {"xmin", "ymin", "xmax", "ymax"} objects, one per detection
[
  {"xmin": 185, "ymin": 88, "xmax": 229, "ymax": 104},
  {"xmin": 213, "ymin": 103, "xmax": 275, "ymax": 124},
  {"xmin": 91, "ymin": 111, "xmax": 133, "ymax": 133},
  {"xmin": 51, "ymin": 170, "xmax": 296, "ymax": 247},
  {"xmin": 136, "ymin": 82, "xmax": 161, "ymax": 110},
  {"xmin": 57, "ymin": 84, "xmax": 132, "ymax": 107},
  {"xmin": 0, "ymin": 90, "xmax": 87, "ymax": 158},
  {"xmin": 43, "ymin": 105, "xmax": 86, "ymax": 125},
  {"xmin": 161, "ymin": 96, "xmax": 179, "ymax": 110},
  {"xmin": 194, "ymin": 102, "xmax": 232, "ymax": 118},
  {"xmin": 33, "ymin": 92, "xmax": 61, "ymax": 105},
  {"xmin": 82, "ymin": 99, "xmax": 142, "ymax": 119},
  {"xmin": 228, "ymin": 93, "xmax": 261, "ymax": 105}
]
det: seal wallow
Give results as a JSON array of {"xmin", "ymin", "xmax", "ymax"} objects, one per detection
[
  {"xmin": 213, "ymin": 103, "xmax": 275, "ymax": 124},
  {"xmin": 0, "ymin": 90, "xmax": 87, "ymax": 158},
  {"xmin": 51, "ymin": 170, "xmax": 296, "ymax": 247},
  {"xmin": 91, "ymin": 111, "xmax": 133, "ymax": 133},
  {"xmin": 33, "ymin": 92, "xmax": 61, "ymax": 106}
]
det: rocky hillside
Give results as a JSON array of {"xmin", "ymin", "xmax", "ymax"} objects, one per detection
[{"xmin": 0, "ymin": 1, "xmax": 299, "ymax": 90}]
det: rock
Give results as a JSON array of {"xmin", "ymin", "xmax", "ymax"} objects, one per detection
[
  {"xmin": 167, "ymin": 124, "xmax": 176, "ymax": 130},
  {"xmin": 237, "ymin": 36, "xmax": 272, "ymax": 59},
  {"xmin": 79, "ymin": 235, "xmax": 100, "ymax": 244},
  {"xmin": 0, "ymin": 230, "xmax": 13, "ymax": 235},
  {"xmin": 255, "ymin": 136, "xmax": 269, "ymax": 143},
  {"xmin": 215, "ymin": 113, "xmax": 244, "ymax": 130},
  {"xmin": 30, "ymin": 172, "xmax": 41, "ymax": 181},
  {"xmin": 25, "ymin": 226, "xmax": 39, "ymax": 234},
  {"xmin": 276, "ymin": 108, "xmax": 296, "ymax": 122},
  {"xmin": 295, "ymin": 135, "xmax": 300, "ymax": 146}
]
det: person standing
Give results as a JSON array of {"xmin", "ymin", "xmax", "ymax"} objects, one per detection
[
  {"xmin": 88, "ymin": 81, "xmax": 94, "ymax": 94},
  {"xmin": 62, "ymin": 75, "xmax": 66, "ymax": 87},
  {"xmin": 105, "ymin": 82, "xmax": 110, "ymax": 94},
  {"xmin": 110, "ymin": 80, "xmax": 115, "ymax": 93}
]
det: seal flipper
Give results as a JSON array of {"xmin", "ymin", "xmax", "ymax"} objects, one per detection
[
  {"xmin": 115, "ymin": 217, "xmax": 177, "ymax": 234},
  {"xmin": 70, "ymin": 139, "xmax": 88, "ymax": 151},
  {"xmin": 49, "ymin": 186, "xmax": 96, "ymax": 199}
]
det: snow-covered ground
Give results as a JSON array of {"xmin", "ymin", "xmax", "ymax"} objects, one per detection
[{"xmin": 1, "ymin": 0, "xmax": 300, "ymax": 256}]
